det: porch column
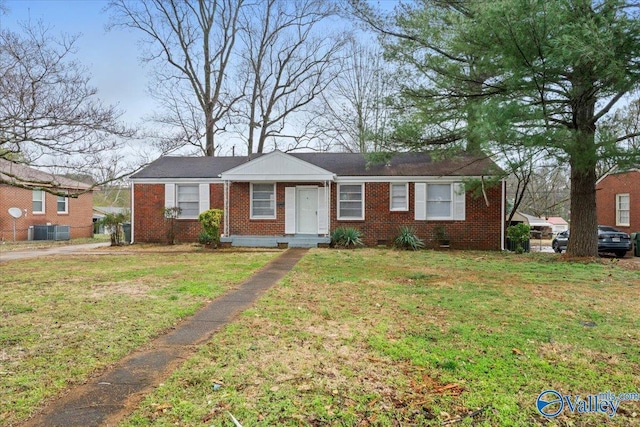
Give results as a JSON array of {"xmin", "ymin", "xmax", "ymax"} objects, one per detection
[
  {"xmin": 223, "ymin": 180, "xmax": 230, "ymax": 237},
  {"xmin": 325, "ymin": 180, "xmax": 331, "ymax": 237}
]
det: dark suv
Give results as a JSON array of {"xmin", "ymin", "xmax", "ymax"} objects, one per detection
[{"xmin": 552, "ymin": 225, "xmax": 631, "ymax": 257}]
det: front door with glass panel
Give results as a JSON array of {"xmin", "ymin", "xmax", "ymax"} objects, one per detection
[{"xmin": 297, "ymin": 187, "xmax": 318, "ymax": 234}]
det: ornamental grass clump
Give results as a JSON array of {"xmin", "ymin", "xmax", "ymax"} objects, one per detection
[
  {"xmin": 331, "ymin": 227, "xmax": 364, "ymax": 248},
  {"xmin": 393, "ymin": 226, "xmax": 425, "ymax": 251}
]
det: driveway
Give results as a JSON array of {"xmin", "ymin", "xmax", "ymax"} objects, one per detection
[{"xmin": 0, "ymin": 242, "xmax": 111, "ymax": 262}]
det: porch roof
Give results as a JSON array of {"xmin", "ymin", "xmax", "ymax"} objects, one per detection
[{"xmin": 220, "ymin": 150, "xmax": 335, "ymax": 182}]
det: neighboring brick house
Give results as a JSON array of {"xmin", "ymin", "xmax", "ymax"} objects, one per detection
[
  {"xmin": 596, "ymin": 168, "xmax": 640, "ymax": 234},
  {"xmin": 129, "ymin": 150, "xmax": 505, "ymax": 249},
  {"xmin": 0, "ymin": 159, "xmax": 94, "ymax": 241}
]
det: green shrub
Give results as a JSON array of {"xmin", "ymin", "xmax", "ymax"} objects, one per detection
[
  {"xmin": 198, "ymin": 209, "xmax": 223, "ymax": 247},
  {"xmin": 98, "ymin": 212, "xmax": 129, "ymax": 246},
  {"xmin": 198, "ymin": 232, "xmax": 213, "ymax": 245},
  {"xmin": 506, "ymin": 223, "xmax": 531, "ymax": 254},
  {"xmin": 331, "ymin": 227, "xmax": 364, "ymax": 248},
  {"xmin": 393, "ymin": 226, "xmax": 425, "ymax": 251}
]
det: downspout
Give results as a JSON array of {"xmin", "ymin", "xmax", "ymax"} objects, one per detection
[
  {"xmin": 223, "ymin": 180, "xmax": 229, "ymax": 237},
  {"xmin": 327, "ymin": 180, "xmax": 332, "ymax": 236},
  {"xmin": 130, "ymin": 181, "xmax": 135, "ymax": 244},
  {"xmin": 501, "ymin": 178, "xmax": 506, "ymax": 250}
]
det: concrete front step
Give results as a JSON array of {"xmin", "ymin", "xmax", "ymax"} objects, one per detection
[{"xmin": 220, "ymin": 235, "xmax": 330, "ymax": 248}]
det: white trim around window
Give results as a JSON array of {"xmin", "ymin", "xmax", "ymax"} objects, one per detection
[
  {"xmin": 616, "ymin": 193, "xmax": 630, "ymax": 227},
  {"xmin": 176, "ymin": 184, "xmax": 200, "ymax": 219},
  {"xmin": 390, "ymin": 183, "xmax": 408, "ymax": 211},
  {"xmin": 251, "ymin": 183, "xmax": 276, "ymax": 219},
  {"xmin": 426, "ymin": 183, "xmax": 453, "ymax": 220},
  {"xmin": 32, "ymin": 189, "xmax": 45, "ymax": 214},
  {"xmin": 57, "ymin": 194, "xmax": 68, "ymax": 214},
  {"xmin": 337, "ymin": 183, "xmax": 364, "ymax": 220}
]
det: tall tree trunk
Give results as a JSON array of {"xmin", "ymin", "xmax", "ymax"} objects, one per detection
[
  {"xmin": 205, "ymin": 106, "xmax": 215, "ymax": 156},
  {"xmin": 567, "ymin": 161, "xmax": 598, "ymax": 257}
]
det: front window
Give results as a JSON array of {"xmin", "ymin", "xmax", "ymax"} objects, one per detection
[
  {"xmin": 251, "ymin": 183, "xmax": 276, "ymax": 219},
  {"xmin": 390, "ymin": 183, "xmax": 408, "ymax": 211},
  {"xmin": 427, "ymin": 184, "xmax": 452, "ymax": 219},
  {"xmin": 177, "ymin": 185, "xmax": 200, "ymax": 218},
  {"xmin": 57, "ymin": 195, "xmax": 68, "ymax": 213},
  {"xmin": 32, "ymin": 190, "xmax": 44, "ymax": 213},
  {"xmin": 616, "ymin": 194, "xmax": 630, "ymax": 226},
  {"xmin": 338, "ymin": 184, "xmax": 364, "ymax": 220}
]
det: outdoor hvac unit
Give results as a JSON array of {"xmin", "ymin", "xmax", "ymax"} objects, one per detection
[{"xmin": 32, "ymin": 225, "xmax": 71, "ymax": 241}]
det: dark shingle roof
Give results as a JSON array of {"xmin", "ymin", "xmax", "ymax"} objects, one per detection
[
  {"xmin": 0, "ymin": 158, "xmax": 92, "ymax": 190},
  {"xmin": 130, "ymin": 151, "xmax": 501, "ymax": 180}
]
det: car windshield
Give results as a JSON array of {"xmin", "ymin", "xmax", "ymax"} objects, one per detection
[{"xmin": 599, "ymin": 226, "xmax": 620, "ymax": 233}]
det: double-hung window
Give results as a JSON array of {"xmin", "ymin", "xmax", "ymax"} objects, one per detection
[
  {"xmin": 32, "ymin": 190, "xmax": 45, "ymax": 214},
  {"xmin": 427, "ymin": 184, "xmax": 452, "ymax": 219},
  {"xmin": 251, "ymin": 183, "xmax": 276, "ymax": 219},
  {"xmin": 390, "ymin": 183, "xmax": 408, "ymax": 211},
  {"xmin": 616, "ymin": 194, "xmax": 630, "ymax": 226},
  {"xmin": 176, "ymin": 185, "xmax": 200, "ymax": 218},
  {"xmin": 57, "ymin": 194, "xmax": 68, "ymax": 214},
  {"xmin": 338, "ymin": 184, "xmax": 364, "ymax": 220},
  {"xmin": 415, "ymin": 182, "xmax": 465, "ymax": 221}
]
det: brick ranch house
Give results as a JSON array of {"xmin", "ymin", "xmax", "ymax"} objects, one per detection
[
  {"xmin": 0, "ymin": 159, "xmax": 94, "ymax": 241},
  {"xmin": 596, "ymin": 167, "xmax": 640, "ymax": 234},
  {"xmin": 129, "ymin": 150, "xmax": 506, "ymax": 249}
]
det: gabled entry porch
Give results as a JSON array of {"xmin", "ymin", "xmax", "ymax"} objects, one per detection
[{"xmin": 219, "ymin": 151, "xmax": 335, "ymax": 247}]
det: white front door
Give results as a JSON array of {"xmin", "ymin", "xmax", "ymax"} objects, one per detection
[{"xmin": 297, "ymin": 187, "xmax": 318, "ymax": 234}]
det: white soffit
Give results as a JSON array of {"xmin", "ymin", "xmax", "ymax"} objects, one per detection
[{"xmin": 220, "ymin": 150, "xmax": 335, "ymax": 182}]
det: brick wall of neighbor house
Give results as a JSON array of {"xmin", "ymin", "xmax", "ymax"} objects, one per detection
[
  {"xmin": 330, "ymin": 182, "xmax": 503, "ymax": 250},
  {"xmin": 596, "ymin": 171, "xmax": 640, "ymax": 234},
  {"xmin": 225, "ymin": 181, "xmax": 502, "ymax": 250},
  {"xmin": 0, "ymin": 185, "xmax": 94, "ymax": 241},
  {"xmin": 133, "ymin": 183, "xmax": 225, "ymax": 243}
]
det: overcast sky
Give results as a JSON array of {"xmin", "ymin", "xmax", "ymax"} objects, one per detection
[{"xmin": 1, "ymin": 0, "xmax": 153, "ymax": 126}]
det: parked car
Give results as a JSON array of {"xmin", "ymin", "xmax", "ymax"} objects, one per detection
[{"xmin": 552, "ymin": 226, "xmax": 631, "ymax": 257}]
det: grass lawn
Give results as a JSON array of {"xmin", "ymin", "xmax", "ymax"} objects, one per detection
[
  {"xmin": 0, "ymin": 249, "xmax": 278, "ymax": 426},
  {"xmin": 120, "ymin": 249, "xmax": 640, "ymax": 426}
]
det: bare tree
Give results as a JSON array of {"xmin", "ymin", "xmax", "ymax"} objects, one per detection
[
  {"xmin": 109, "ymin": 0, "xmax": 245, "ymax": 156},
  {"xmin": 319, "ymin": 39, "xmax": 394, "ymax": 153},
  {"xmin": 0, "ymin": 21, "xmax": 134, "ymax": 193},
  {"xmin": 238, "ymin": 0, "xmax": 345, "ymax": 154}
]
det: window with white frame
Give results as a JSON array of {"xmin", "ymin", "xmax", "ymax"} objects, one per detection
[
  {"xmin": 427, "ymin": 184, "xmax": 452, "ymax": 219},
  {"xmin": 177, "ymin": 185, "xmax": 200, "ymax": 218},
  {"xmin": 338, "ymin": 184, "xmax": 364, "ymax": 220},
  {"xmin": 251, "ymin": 183, "xmax": 276, "ymax": 218},
  {"xmin": 390, "ymin": 183, "xmax": 408, "ymax": 211},
  {"xmin": 32, "ymin": 190, "xmax": 45, "ymax": 213},
  {"xmin": 616, "ymin": 193, "xmax": 630, "ymax": 226},
  {"xmin": 57, "ymin": 194, "xmax": 68, "ymax": 213}
]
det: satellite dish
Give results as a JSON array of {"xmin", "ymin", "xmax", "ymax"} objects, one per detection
[{"xmin": 8, "ymin": 207, "xmax": 23, "ymax": 219}]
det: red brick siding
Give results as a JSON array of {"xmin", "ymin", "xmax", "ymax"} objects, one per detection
[
  {"xmin": 132, "ymin": 183, "xmax": 224, "ymax": 243},
  {"xmin": 228, "ymin": 182, "xmax": 324, "ymax": 235},
  {"xmin": 134, "ymin": 181, "xmax": 503, "ymax": 250},
  {"xmin": 596, "ymin": 171, "xmax": 640, "ymax": 234},
  {"xmin": 0, "ymin": 184, "xmax": 94, "ymax": 241},
  {"xmin": 330, "ymin": 182, "xmax": 502, "ymax": 250}
]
